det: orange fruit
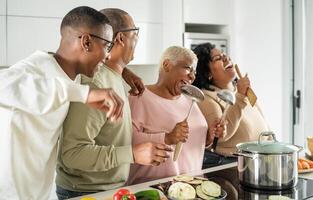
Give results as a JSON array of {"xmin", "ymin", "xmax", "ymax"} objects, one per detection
[
  {"xmin": 300, "ymin": 160, "xmax": 310, "ymax": 169},
  {"xmin": 298, "ymin": 160, "xmax": 303, "ymax": 170}
]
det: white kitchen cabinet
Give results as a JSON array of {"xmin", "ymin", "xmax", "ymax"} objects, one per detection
[
  {"xmin": 183, "ymin": 0, "xmax": 234, "ymax": 25},
  {"xmin": 7, "ymin": 16, "xmax": 61, "ymax": 65},
  {"xmin": 0, "ymin": 0, "xmax": 6, "ymax": 15},
  {"xmin": 162, "ymin": 0, "xmax": 184, "ymax": 48},
  {"xmin": 7, "ymin": 17, "xmax": 163, "ymax": 66},
  {"xmin": 107, "ymin": 0, "xmax": 162, "ymax": 23},
  {"xmin": 0, "ymin": 16, "xmax": 6, "ymax": 65},
  {"xmin": 127, "ymin": 65, "xmax": 159, "ymax": 85},
  {"xmin": 7, "ymin": 0, "xmax": 106, "ymax": 18},
  {"xmin": 106, "ymin": 0, "xmax": 163, "ymax": 65},
  {"xmin": 129, "ymin": 22, "xmax": 163, "ymax": 65}
]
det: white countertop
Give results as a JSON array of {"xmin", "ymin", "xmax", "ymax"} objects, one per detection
[
  {"xmin": 69, "ymin": 162, "xmax": 313, "ymax": 200},
  {"xmin": 299, "ymin": 171, "xmax": 313, "ymax": 180},
  {"xmin": 69, "ymin": 162, "xmax": 238, "ymax": 200}
]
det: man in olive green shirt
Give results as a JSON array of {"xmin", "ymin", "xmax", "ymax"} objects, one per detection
[{"xmin": 55, "ymin": 8, "xmax": 172, "ymax": 200}]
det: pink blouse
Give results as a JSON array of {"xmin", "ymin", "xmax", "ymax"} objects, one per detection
[{"xmin": 127, "ymin": 88, "xmax": 208, "ymax": 185}]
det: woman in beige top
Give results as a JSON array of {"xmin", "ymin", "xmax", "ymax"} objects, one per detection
[{"xmin": 192, "ymin": 43, "xmax": 270, "ymax": 168}]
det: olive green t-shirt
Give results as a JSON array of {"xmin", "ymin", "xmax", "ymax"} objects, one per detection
[{"xmin": 56, "ymin": 65, "xmax": 133, "ymax": 192}]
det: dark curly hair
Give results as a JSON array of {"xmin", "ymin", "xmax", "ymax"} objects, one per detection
[{"xmin": 192, "ymin": 42, "xmax": 215, "ymax": 91}]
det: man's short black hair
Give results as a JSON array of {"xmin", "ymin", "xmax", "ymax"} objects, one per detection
[
  {"xmin": 61, "ymin": 6, "xmax": 109, "ymax": 31},
  {"xmin": 100, "ymin": 8, "xmax": 130, "ymax": 37}
]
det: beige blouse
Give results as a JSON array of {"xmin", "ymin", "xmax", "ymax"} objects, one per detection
[{"xmin": 197, "ymin": 87, "xmax": 270, "ymax": 156}]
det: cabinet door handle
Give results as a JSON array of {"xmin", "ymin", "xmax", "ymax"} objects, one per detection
[{"xmin": 293, "ymin": 90, "xmax": 301, "ymax": 125}]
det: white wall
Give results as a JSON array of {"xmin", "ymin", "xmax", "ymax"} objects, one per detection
[
  {"xmin": 302, "ymin": 0, "xmax": 313, "ymax": 147},
  {"xmin": 0, "ymin": 16, "xmax": 6, "ymax": 66},
  {"xmin": 128, "ymin": 65, "xmax": 159, "ymax": 85},
  {"xmin": 0, "ymin": 0, "xmax": 6, "ymax": 15},
  {"xmin": 7, "ymin": 16, "xmax": 61, "ymax": 64},
  {"xmin": 162, "ymin": 0, "xmax": 183, "ymax": 47},
  {"xmin": 7, "ymin": 0, "xmax": 106, "ymax": 17},
  {"xmin": 183, "ymin": 0, "xmax": 233, "ymax": 25},
  {"xmin": 231, "ymin": 0, "xmax": 289, "ymax": 141},
  {"xmin": 2, "ymin": 0, "xmax": 166, "ymax": 66},
  {"xmin": 0, "ymin": 0, "xmax": 6, "ymax": 66},
  {"xmin": 128, "ymin": 0, "xmax": 184, "ymax": 84}
]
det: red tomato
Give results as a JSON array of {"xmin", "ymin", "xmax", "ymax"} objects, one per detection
[
  {"xmin": 113, "ymin": 189, "xmax": 130, "ymax": 200},
  {"xmin": 113, "ymin": 189, "xmax": 136, "ymax": 200}
]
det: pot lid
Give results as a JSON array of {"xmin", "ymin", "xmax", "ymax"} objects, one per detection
[
  {"xmin": 236, "ymin": 131, "xmax": 302, "ymax": 154},
  {"xmin": 237, "ymin": 141, "xmax": 300, "ymax": 154}
]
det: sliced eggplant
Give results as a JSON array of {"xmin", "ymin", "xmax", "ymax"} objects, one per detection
[
  {"xmin": 186, "ymin": 179, "xmax": 203, "ymax": 185},
  {"xmin": 173, "ymin": 175, "xmax": 194, "ymax": 182},
  {"xmin": 196, "ymin": 185, "xmax": 215, "ymax": 200},
  {"xmin": 168, "ymin": 182, "xmax": 196, "ymax": 200},
  {"xmin": 194, "ymin": 176, "xmax": 208, "ymax": 181},
  {"xmin": 201, "ymin": 181, "xmax": 221, "ymax": 197}
]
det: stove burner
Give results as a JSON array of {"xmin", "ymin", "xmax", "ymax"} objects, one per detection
[{"xmin": 239, "ymin": 184, "xmax": 296, "ymax": 194}]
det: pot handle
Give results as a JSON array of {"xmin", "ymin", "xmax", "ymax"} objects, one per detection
[
  {"xmin": 232, "ymin": 152, "xmax": 257, "ymax": 160},
  {"xmin": 294, "ymin": 145, "xmax": 303, "ymax": 152},
  {"xmin": 258, "ymin": 131, "xmax": 278, "ymax": 144}
]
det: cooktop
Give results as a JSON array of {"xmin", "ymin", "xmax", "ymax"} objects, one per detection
[{"xmin": 202, "ymin": 167, "xmax": 313, "ymax": 200}]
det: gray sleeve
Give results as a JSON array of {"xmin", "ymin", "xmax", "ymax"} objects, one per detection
[{"xmin": 60, "ymin": 101, "xmax": 133, "ymax": 172}]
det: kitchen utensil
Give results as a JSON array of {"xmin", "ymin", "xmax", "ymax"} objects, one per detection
[
  {"xmin": 211, "ymin": 89, "xmax": 235, "ymax": 152},
  {"xmin": 234, "ymin": 131, "xmax": 303, "ymax": 190},
  {"xmin": 234, "ymin": 64, "xmax": 257, "ymax": 107},
  {"xmin": 173, "ymin": 85, "xmax": 204, "ymax": 161}
]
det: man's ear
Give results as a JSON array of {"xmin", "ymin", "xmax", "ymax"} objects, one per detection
[
  {"xmin": 80, "ymin": 34, "xmax": 92, "ymax": 52},
  {"xmin": 114, "ymin": 32, "xmax": 125, "ymax": 47},
  {"xmin": 162, "ymin": 59, "xmax": 171, "ymax": 72}
]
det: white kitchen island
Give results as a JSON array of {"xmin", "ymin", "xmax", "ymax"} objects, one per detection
[
  {"xmin": 69, "ymin": 162, "xmax": 237, "ymax": 200},
  {"xmin": 68, "ymin": 161, "xmax": 313, "ymax": 200}
]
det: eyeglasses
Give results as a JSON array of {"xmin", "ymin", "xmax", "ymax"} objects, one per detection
[
  {"xmin": 211, "ymin": 53, "xmax": 229, "ymax": 62},
  {"xmin": 117, "ymin": 27, "xmax": 140, "ymax": 36},
  {"xmin": 79, "ymin": 33, "xmax": 114, "ymax": 52}
]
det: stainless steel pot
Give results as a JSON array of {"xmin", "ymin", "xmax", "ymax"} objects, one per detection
[{"xmin": 234, "ymin": 131, "xmax": 303, "ymax": 190}]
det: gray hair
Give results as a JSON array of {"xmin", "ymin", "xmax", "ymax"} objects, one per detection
[
  {"xmin": 159, "ymin": 46, "xmax": 198, "ymax": 70},
  {"xmin": 100, "ymin": 8, "xmax": 130, "ymax": 37}
]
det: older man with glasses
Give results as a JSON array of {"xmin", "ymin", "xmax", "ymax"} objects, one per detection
[
  {"xmin": 55, "ymin": 8, "xmax": 172, "ymax": 200},
  {"xmin": 78, "ymin": 27, "xmax": 144, "ymax": 96}
]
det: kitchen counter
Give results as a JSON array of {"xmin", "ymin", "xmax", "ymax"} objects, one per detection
[
  {"xmin": 69, "ymin": 162, "xmax": 237, "ymax": 200},
  {"xmin": 299, "ymin": 171, "xmax": 313, "ymax": 180},
  {"xmin": 69, "ymin": 161, "xmax": 313, "ymax": 200}
]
